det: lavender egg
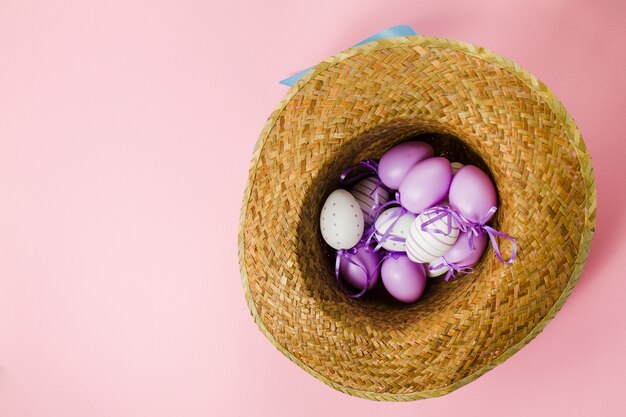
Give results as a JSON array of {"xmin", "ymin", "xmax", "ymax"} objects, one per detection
[
  {"xmin": 399, "ymin": 157, "xmax": 453, "ymax": 214},
  {"xmin": 378, "ymin": 141, "xmax": 434, "ymax": 189},
  {"xmin": 339, "ymin": 246, "xmax": 381, "ymax": 290},
  {"xmin": 449, "ymin": 165, "xmax": 497, "ymax": 223},
  {"xmin": 427, "ymin": 231, "xmax": 489, "ymax": 277},
  {"xmin": 445, "ymin": 231, "xmax": 489, "ymax": 266},
  {"xmin": 381, "ymin": 254, "xmax": 427, "ymax": 303},
  {"xmin": 350, "ymin": 177, "xmax": 390, "ymax": 225}
]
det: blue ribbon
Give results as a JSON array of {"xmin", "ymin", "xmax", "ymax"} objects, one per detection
[{"xmin": 279, "ymin": 25, "xmax": 417, "ymax": 86}]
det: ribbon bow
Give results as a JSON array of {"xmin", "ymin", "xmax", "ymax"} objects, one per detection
[
  {"xmin": 339, "ymin": 159, "xmax": 380, "ymax": 185},
  {"xmin": 429, "ymin": 258, "xmax": 475, "ymax": 282},
  {"xmin": 335, "ymin": 245, "xmax": 371, "ymax": 299},
  {"xmin": 335, "ymin": 242, "xmax": 402, "ymax": 298},
  {"xmin": 420, "ymin": 205, "xmax": 465, "ymax": 237},
  {"xmin": 420, "ymin": 205, "xmax": 517, "ymax": 266},
  {"xmin": 364, "ymin": 192, "xmax": 408, "ymax": 251},
  {"xmin": 462, "ymin": 207, "xmax": 517, "ymax": 265}
]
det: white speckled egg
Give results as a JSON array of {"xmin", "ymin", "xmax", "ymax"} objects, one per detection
[
  {"xmin": 350, "ymin": 177, "xmax": 390, "ymax": 225},
  {"xmin": 427, "ymin": 257, "xmax": 449, "ymax": 277},
  {"xmin": 406, "ymin": 210, "xmax": 460, "ymax": 263},
  {"xmin": 320, "ymin": 189, "xmax": 364, "ymax": 250},
  {"xmin": 374, "ymin": 207, "xmax": 416, "ymax": 252},
  {"xmin": 451, "ymin": 162, "xmax": 464, "ymax": 175}
]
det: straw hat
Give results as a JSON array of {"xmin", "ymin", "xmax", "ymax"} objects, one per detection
[{"xmin": 238, "ymin": 36, "xmax": 595, "ymax": 400}]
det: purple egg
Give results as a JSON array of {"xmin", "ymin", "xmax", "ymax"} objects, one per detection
[
  {"xmin": 378, "ymin": 141, "xmax": 434, "ymax": 189},
  {"xmin": 381, "ymin": 255, "xmax": 427, "ymax": 303},
  {"xmin": 339, "ymin": 246, "xmax": 381, "ymax": 290},
  {"xmin": 449, "ymin": 165, "xmax": 497, "ymax": 223},
  {"xmin": 443, "ymin": 231, "xmax": 488, "ymax": 266},
  {"xmin": 398, "ymin": 157, "xmax": 452, "ymax": 214}
]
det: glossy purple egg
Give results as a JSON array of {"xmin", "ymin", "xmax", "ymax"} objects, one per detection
[
  {"xmin": 378, "ymin": 141, "xmax": 434, "ymax": 189},
  {"xmin": 381, "ymin": 255, "xmax": 427, "ymax": 303},
  {"xmin": 443, "ymin": 231, "xmax": 488, "ymax": 266},
  {"xmin": 398, "ymin": 157, "xmax": 452, "ymax": 214},
  {"xmin": 339, "ymin": 246, "xmax": 381, "ymax": 290},
  {"xmin": 449, "ymin": 165, "xmax": 497, "ymax": 223}
]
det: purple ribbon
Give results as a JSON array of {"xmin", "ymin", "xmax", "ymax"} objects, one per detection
[
  {"xmin": 335, "ymin": 247, "xmax": 370, "ymax": 299},
  {"xmin": 382, "ymin": 250, "xmax": 405, "ymax": 261},
  {"xmin": 334, "ymin": 240, "xmax": 388, "ymax": 298},
  {"xmin": 334, "ymin": 246, "xmax": 408, "ymax": 299},
  {"xmin": 339, "ymin": 159, "xmax": 389, "ymax": 224},
  {"xmin": 420, "ymin": 205, "xmax": 516, "ymax": 266},
  {"xmin": 339, "ymin": 159, "xmax": 380, "ymax": 186},
  {"xmin": 420, "ymin": 205, "xmax": 464, "ymax": 237},
  {"xmin": 365, "ymin": 193, "xmax": 407, "ymax": 251},
  {"xmin": 460, "ymin": 206, "xmax": 517, "ymax": 265},
  {"xmin": 429, "ymin": 258, "xmax": 474, "ymax": 282}
]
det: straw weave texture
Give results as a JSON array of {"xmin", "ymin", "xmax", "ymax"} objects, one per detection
[{"xmin": 238, "ymin": 36, "xmax": 596, "ymax": 401}]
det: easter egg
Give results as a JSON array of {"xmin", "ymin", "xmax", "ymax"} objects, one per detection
[
  {"xmin": 381, "ymin": 254, "xmax": 427, "ymax": 303},
  {"xmin": 350, "ymin": 177, "xmax": 390, "ymax": 225},
  {"xmin": 339, "ymin": 245, "xmax": 381, "ymax": 290},
  {"xmin": 398, "ymin": 157, "xmax": 453, "ymax": 214},
  {"xmin": 451, "ymin": 162, "xmax": 464, "ymax": 175},
  {"xmin": 427, "ymin": 231, "xmax": 489, "ymax": 277},
  {"xmin": 449, "ymin": 165, "xmax": 497, "ymax": 223},
  {"xmin": 320, "ymin": 189, "xmax": 364, "ymax": 250},
  {"xmin": 378, "ymin": 141, "xmax": 434, "ymax": 189},
  {"xmin": 374, "ymin": 207, "xmax": 416, "ymax": 252},
  {"xmin": 406, "ymin": 209, "xmax": 460, "ymax": 263},
  {"xmin": 445, "ymin": 231, "xmax": 489, "ymax": 265}
]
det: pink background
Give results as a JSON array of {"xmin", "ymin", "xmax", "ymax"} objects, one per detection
[{"xmin": 1, "ymin": 0, "xmax": 625, "ymax": 416}]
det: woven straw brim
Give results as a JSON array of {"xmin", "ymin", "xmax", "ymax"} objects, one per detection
[{"xmin": 238, "ymin": 36, "xmax": 596, "ymax": 401}]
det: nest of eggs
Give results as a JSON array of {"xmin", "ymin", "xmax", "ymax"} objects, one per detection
[
  {"xmin": 320, "ymin": 135, "xmax": 503, "ymax": 304},
  {"xmin": 239, "ymin": 36, "xmax": 595, "ymax": 400}
]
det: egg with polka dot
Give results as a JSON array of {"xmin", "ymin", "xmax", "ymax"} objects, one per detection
[
  {"xmin": 374, "ymin": 207, "xmax": 416, "ymax": 252},
  {"xmin": 320, "ymin": 189, "xmax": 365, "ymax": 250}
]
